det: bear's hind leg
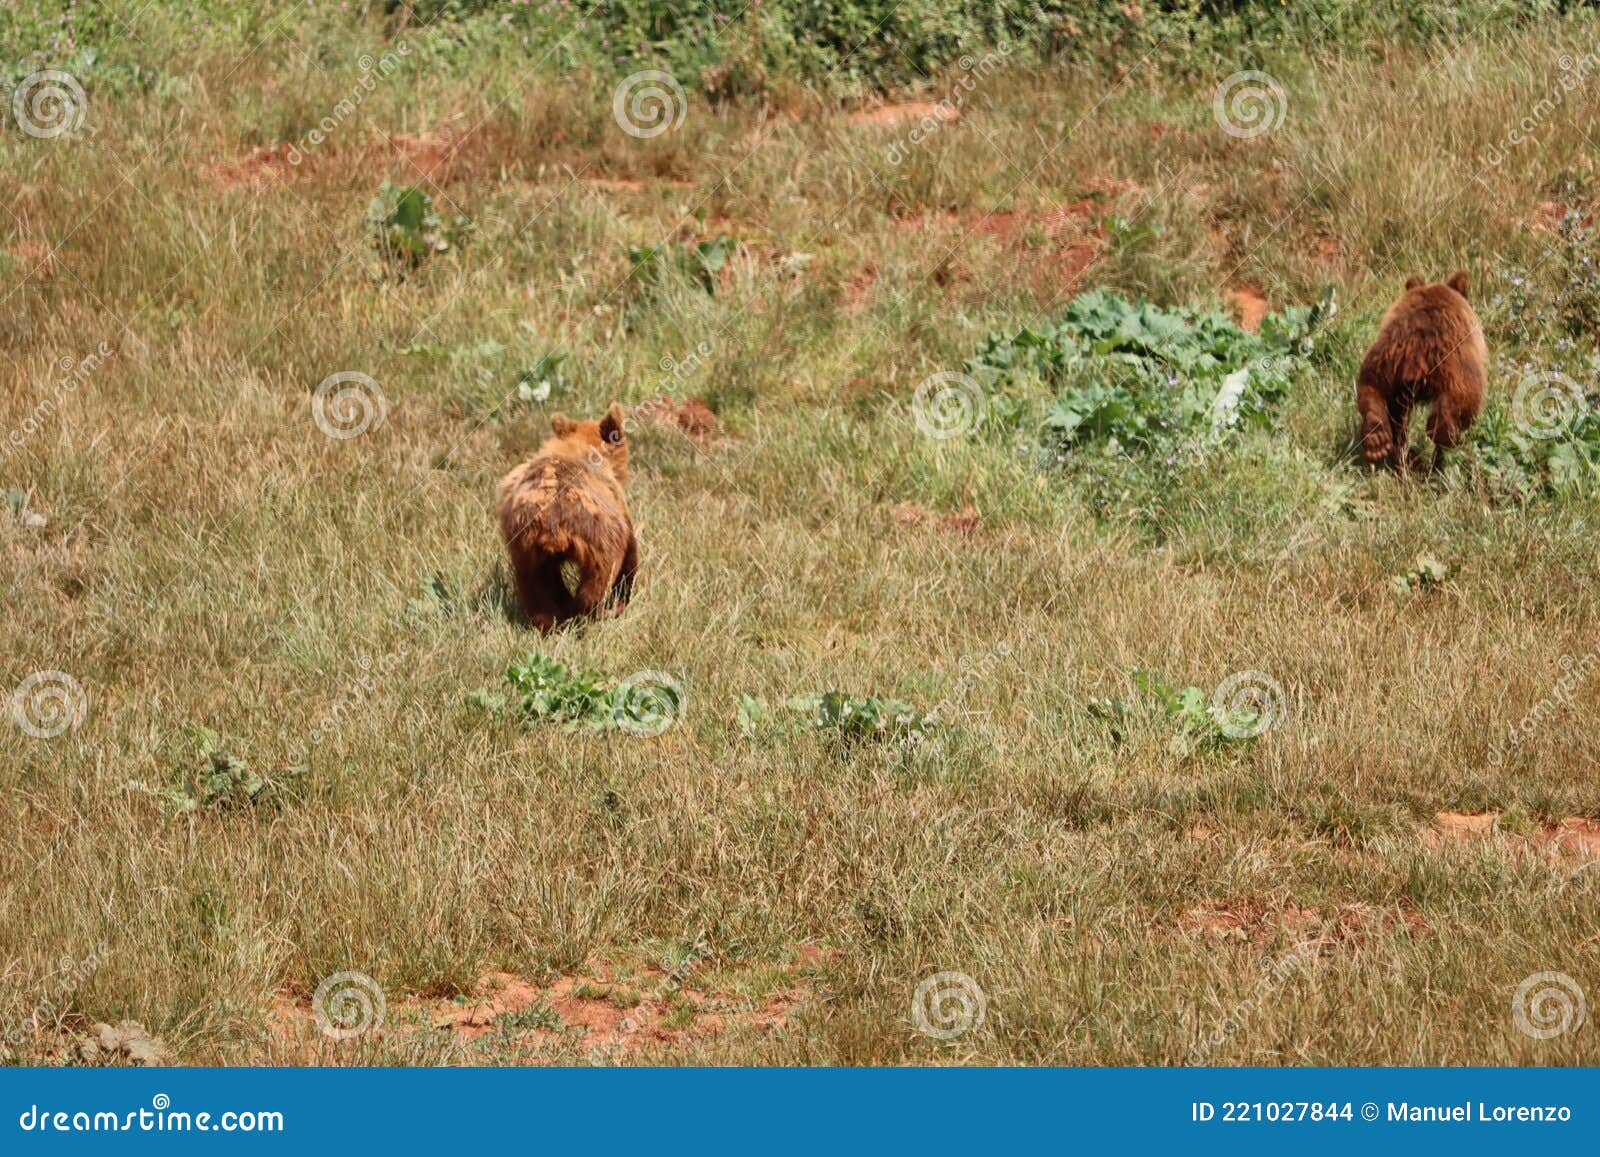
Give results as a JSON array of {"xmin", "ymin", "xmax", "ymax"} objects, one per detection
[
  {"xmin": 514, "ymin": 567, "xmax": 563, "ymax": 633},
  {"xmin": 1387, "ymin": 398, "xmax": 1415, "ymax": 479},
  {"xmin": 1426, "ymin": 390, "xmax": 1479, "ymax": 473},
  {"xmin": 1357, "ymin": 379, "xmax": 1395, "ymax": 468}
]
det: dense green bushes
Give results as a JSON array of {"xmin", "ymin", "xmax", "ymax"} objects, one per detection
[{"xmin": 0, "ymin": 1, "xmax": 1585, "ymax": 96}]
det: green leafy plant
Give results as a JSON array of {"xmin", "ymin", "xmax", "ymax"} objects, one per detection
[
  {"xmin": 366, "ymin": 182, "xmax": 473, "ymax": 266},
  {"xmin": 735, "ymin": 693, "xmax": 769, "ymax": 738},
  {"xmin": 786, "ymin": 691, "xmax": 933, "ymax": 743},
  {"xmin": 969, "ymin": 287, "xmax": 1327, "ymax": 455},
  {"xmin": 1467, "ymin": 386, "xmax": 1600, "ymax": 498},
  {"xmin": 1130, "ymin": 669, "xmax": 1260, "ymax": 753},
  {"xmin": 493, "ymin": 1000, "xmax": 564, "ymax": 1032},
  {"xmin": 1390, "ymin": 554, "xmax": 1449, "ymax": 593},
  {"xmin": 627, "ymin": 235, "xmax": 735, "ymax": 295},
  {"xmin": 501, "ymin": 653, "xmax": 620, "ymax": 731},
  {"xmin": 121, "ymin": 729, "xmax": 303, "ymax": 815},
  {"xmin": 514, "ymin": 354, "xmax": 571, "ymax": 404}
]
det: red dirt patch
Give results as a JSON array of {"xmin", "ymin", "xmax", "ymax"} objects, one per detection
[
  {"xmin": 585, "ymin": 176, "xmax": 694, "ymax": 193},
  {"xmin": 386, "ymin": 129, "xmax": 458, "ymax": 180},
  {"xmin": 637, "ymin": 396, "xmax": 723, "ymax": 443},
  {"xmin": 1425, "ymin": 811, "xmax": 1600, "ymax": 862},
  {"xmin": 1081, "ymin": 175, "xmax": 1146, "ymax": 199},
  {"xmin": 891, "ymin": 502, "xmax": 981, "ymax": 534},
  {"xmin": 845, "ymin": 101, "xmax": 960, "ymax": 127},
  {"xmin": 1532, "ymin": 199, "xmax": 1594, "ymax": 233},
  {"xmin": 200, "ymin": 143, "xmax": 304, "ymax": 190},
  {"xmin": 965, "ymin": 203, "xmax": 1108, "ymax": 292},
  {"xmin": 1229, "ymin": 284, "xmax": 1270, "ymax": 332},
  {"xmin": 974, "ymin": 199, "xmax": 1098, "ymax": 243},
  {"xmin": 268, "ymin": 951, "xmax": 824, "ymax": 1064},
  {"xmin": 1179, "ymin": 900, "xmax": 1427, "ymax": 950},
  {"xmin": 842, "ymin": 264, "xmax": 878, "ymax": 313},
  {"xmin": 892, "ymin": 209, "xmax": 963, "ymax": 232},
  {"xmin": 4, "ymin": 239, "xmax": 57, "ymax": 279}
]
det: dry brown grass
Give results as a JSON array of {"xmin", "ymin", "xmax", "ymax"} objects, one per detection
[{"xmin": 2, "ymin": 16, "xmax": 1599, "ymax": 1066}]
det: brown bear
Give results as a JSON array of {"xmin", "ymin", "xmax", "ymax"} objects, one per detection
[
  {"xmin": 499, "ymin": 403, "xmax": 638, "ymax": 632},
  {"xmin": 1356, "ymin": 271, "xmax": 1486, "ymax": 475}
]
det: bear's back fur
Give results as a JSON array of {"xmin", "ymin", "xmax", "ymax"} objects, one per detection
[{"xmin": 1356, "ymin": 272, "xmax": 1486, "ymax": 468}]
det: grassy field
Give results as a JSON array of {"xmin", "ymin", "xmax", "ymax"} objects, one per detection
[{"xmin": 3, "ymin": 1, "xmax": 1600, "ymax": 1065}]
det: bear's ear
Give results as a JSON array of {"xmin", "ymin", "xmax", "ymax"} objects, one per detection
[
  {"xmin": 1404, "ymin": 276, "xmax": 1425, "ymax": 291},
  {"xmin": 550, "ymin": 412, "xmax": 577, "ymax": 437},
  {"xmin": 1446, "ymin": 270, "xmax": 1469, "ymax": 299},
  {"xmin": 599, "ymin": 402, "xmax": 626, "ymax": 445}
]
